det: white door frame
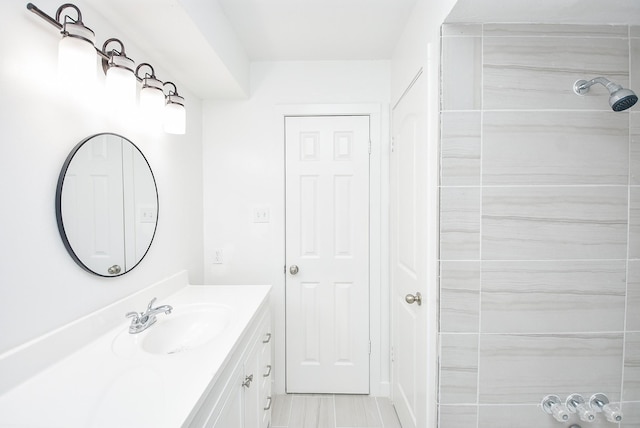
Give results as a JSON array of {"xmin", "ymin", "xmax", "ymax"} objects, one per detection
[{"xmin": 274, "ymin": 103, "xmax": 389, "ymax": 396}]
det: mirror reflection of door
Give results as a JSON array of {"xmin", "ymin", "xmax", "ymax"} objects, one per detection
[
  {"xmin": 62, "ymin": 134, "xmax": 126, "ymax": 275},
  {"xmin": 57, "ymin": 133, "xmax": 158, "ymax": 276}
]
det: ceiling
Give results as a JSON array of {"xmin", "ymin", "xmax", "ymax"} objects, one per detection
[
  {"xmin": 215, "ymin": 0, "xmax": 418, "ymax": 61},
  {"xmin": 82, "ymin": 0, "xmax": 640, "ymax": 100}
]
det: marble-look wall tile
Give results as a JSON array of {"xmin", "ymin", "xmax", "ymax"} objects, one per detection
[
  {"xmin": 439, "ymin": 23, "xmax": 637, "ymax": 426},
  {"xmin": 481, "ymin": 260, "xmax": 626, "ymax": 333},
  {"xmin": 482, "ymin": 186, "xmax": 628, "ymax": 260},
  {"xmin": 624, "ymin": 333, "xmax": 640, "ymax": 401},
  {"xmin": 440, "ymin": 187, "xmax": 481, "ymax": 260},
  {"xmin": 442, "ymin": 36, "xmax": 482, "ymax": 111},
  {"xmin": 438, "ymin": 405, "xmax": 477, "ymax": 428},
  {"xmin": 621, "ymin": 402, "xmax": 640, "ymax": 428},
  {"xmin": 483, "ymin": 36, "xmax": 629, "ymax": 110},
  {"xmin": 441, "ymin": 112, "xmax": 481, "ymax": 186},
  {"xmin": 479, "ymin": 404, "xmax": 614, "ymax": 428},
  {"xmin": 442, "ymin": 23, "xmax": 482, "ymax": 37},
  {"xmin": 628, "ymin": 261, "xmax": 640, "ymax": 331},
  {"xmin": 439, "ymin": 334, "xmax": 478, "ymax": 404},
  {"xmin": 440, "ymin": 262, "xmax": 480, "ymax": 332},
  {"xmin": 478, "ymin": 333, "xmax": 623, "ymax": 404},
  {"xmin": 632, "ymin": 113, "xmax": 640, "ymax": 185},
  {"xmin": 631, "ymin": 38, "xmax": 640, "ymax": 100},
  {"xmin": 484, "ymin": 24, "xmax": 629, "ymax": 38},
  {"xmin": 483, "ymin": 111, "xmax": 629, "ymax": 185},
  {"xmin": 630, "ymin": 187, "xmax": 640, "ymax": 259}
]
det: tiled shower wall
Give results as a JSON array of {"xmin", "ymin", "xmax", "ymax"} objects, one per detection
[{"xmin": 439, "ymin": 24, "xmax": 640, "ymax": 427}]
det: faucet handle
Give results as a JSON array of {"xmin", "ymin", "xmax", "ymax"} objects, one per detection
[
  {"xmin": 147, "ymin": 297, "xmax": 157, "ymax": 311},
  {"xmin": 126, "ymin": 311, "xmax": 140, "ymax": 321}
]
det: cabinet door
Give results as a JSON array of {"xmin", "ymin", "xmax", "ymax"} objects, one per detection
[
  {"xmin": 243, "ymin": 339, "xmax": 261, "ymax": 428},
  {"xmin": 211, "ymin": 368, "xmax": 244, "ymax": 428}
]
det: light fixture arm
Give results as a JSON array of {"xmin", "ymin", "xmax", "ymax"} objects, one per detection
[
  {"xmin": 163, "ymin": 81, "xmax": 179, "ymax": 96},
  {"xmin": 55, "ymin": 3, "xmax": 83, "ymax": 25},
  {"xmin": 27, "ymin": 3, "xmax": 62, "ymax": 29},
  {"xmin": 101, "ymin": 38, "xmax": 133, "ymax": 75},
  {"xmin": 135, "ymin": 63, "xmax": 157, "ymax": 80},
  {"xmin": 102, "ymin": 37, "xmax": 127, "ymax": 57}
]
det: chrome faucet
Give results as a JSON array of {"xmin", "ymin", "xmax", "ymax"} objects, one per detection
[{"xmin": 126, "ymin": 297, "xmax": 173, "ymax": 334}]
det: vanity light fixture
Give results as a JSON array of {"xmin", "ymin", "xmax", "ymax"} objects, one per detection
[
  {"xmin": 102, "ymin": 38, "xmax": 136, "ymax": 109},
  {"xmin": 26, "ymin": 2, "xmax": 187, "ymax": 135},
  {"xmin": 27, "ymin": 3, "xmax": 96, "ymax": 85},
  {"xmin": 136, "ymin": 63, "xmax": 165, "ymax": 117},
  {"xmin": 163, "ymin": 82, "xmax": 186, "ymax": 135}
]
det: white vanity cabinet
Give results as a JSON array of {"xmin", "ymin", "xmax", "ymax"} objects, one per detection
[
  {"xmin": 187, "ymin": 305, "xmax": 272, "ymax": 428},
  {"xmin": 0, "ymin": 275, "xmax": 272, "ymax": 428},
  {"xmin": 242, "ymin": 318, "xmax": 273, "ymax": 428}
]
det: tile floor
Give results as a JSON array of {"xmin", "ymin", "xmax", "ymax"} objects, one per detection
[{"xmin": 271, "ymin": 394, "xmax": 402, "ymax": 428}]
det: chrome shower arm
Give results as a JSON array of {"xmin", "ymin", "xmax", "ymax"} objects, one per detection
[{"xmin": 574, "ymin": 77, "xmax": 621, "ymax": 95}]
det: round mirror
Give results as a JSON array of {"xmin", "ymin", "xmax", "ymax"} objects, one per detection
[{"xmin": 55, "ymin": 133, "xmax": 158, "ymax": 277}]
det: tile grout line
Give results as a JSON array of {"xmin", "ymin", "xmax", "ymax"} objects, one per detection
[
  {"xmin": 475, "ymin": 21, "xmax": 485, "ymax": 428},
  {"xmin": 620, "ymin": 41, "xmax": 632, "ymax": 405}
]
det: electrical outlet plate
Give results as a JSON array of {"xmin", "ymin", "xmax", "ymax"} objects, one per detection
[{"xmin": 253, "ymin": 206, "xmax": 270, "ymax": 223}]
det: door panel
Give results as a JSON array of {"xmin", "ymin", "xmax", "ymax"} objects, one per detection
[
  {"xmin": 391, "ymin": 72, "xmax": 428, "ymax": 428},
  {"xmin": 285, "ymin": 115, "xmax": 370, "ymax": 394},
  {"xmin": 62, "ymin": 134, "xmax": 125, "ymax": 274}
]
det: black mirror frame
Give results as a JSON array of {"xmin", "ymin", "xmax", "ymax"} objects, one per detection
[{"xmin": 55, "ymin": 133, "xmax": 159, "ymax": 277}]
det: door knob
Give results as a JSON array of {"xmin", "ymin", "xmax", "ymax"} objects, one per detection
[
  {"xmin": 405, "ymin": 292, "xmax": 422, "ymax": 306},
  {"xmin": 289, "ymin": 265, "xmax": 299, "ymax": 275},
  {"xmin": 108, "ymin": 265, "xmax": 121, "ymax": 275}
]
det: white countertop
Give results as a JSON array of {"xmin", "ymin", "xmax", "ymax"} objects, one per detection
[{"xmin": 0, "ymin": 278, "xmax": 271, "ymax": 428}]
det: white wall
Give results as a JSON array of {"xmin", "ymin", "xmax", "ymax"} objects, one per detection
[
  {"xmin": 0, "ymin": 0, "xmax": 204, "ymax": 354},
  {"xmin": 202, "ymin": 60, "xmax": 391, "ymax": 394}
]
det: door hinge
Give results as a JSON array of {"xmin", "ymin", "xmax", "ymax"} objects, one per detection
[
  {"xmin": 368, "ymin": 139, "xmax": 372, "ymax": 154},
  {"xmin": 369, "ymin": 340, "xmax": 372, "ymax": 355},
  {"xmin": 390, "ymin": 137, "xmax": 395, "ymax": 153},
  {"xmin": 390, "ymin": 346, "xmax": 395, "ymax": 362}
]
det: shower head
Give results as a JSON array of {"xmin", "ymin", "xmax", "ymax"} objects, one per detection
[{"xmin": 573, "ymin": 77, "xmax": 638, "ymax": 111}]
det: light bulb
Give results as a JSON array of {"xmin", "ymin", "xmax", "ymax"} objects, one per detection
[
  {"xmin": 105, "ymin": 54, "xmax": 136, "ymax": 111},
  {"xmin": 139, "ymin": 77, "xmax": 165, "ymax": 129},
  {"xmin": 58, "ymin": 22, "xmax": 96, "ymax": 86},
  {"xmin": 164, "ymin": 94, "xmax": 186, "ymax": 135}
]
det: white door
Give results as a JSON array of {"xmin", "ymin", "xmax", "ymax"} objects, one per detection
[
  {"xmin": 285, "ymin": 115, "xmax": 370, "ymax": 394},
  {"xmin": 390, "ymin": 72, "xmax": 428, "ymax": 428},
  {"xmin": 62, "ymin": 135, "xmax": 125, "ymax": 275}
]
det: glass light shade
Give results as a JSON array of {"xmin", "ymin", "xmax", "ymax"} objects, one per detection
[
  {"xmin": 105, "ymin": 55, "xmax": 136, "ymax": 110},
  {"xmin": 58, "ymin": 22, "xmax": 96, "ymax": 85},
  {"xmin": 163, "ymin": 94, "xmax": 186, "ymax": 135},
  {"xmin": 139, "ymin": 78, "xmax": 165, "ymax": 119}
]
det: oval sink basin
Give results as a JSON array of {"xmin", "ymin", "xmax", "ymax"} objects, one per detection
[{"xmin": 113, "ymin": 303, "xmax": 233, "ymax": 356}]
